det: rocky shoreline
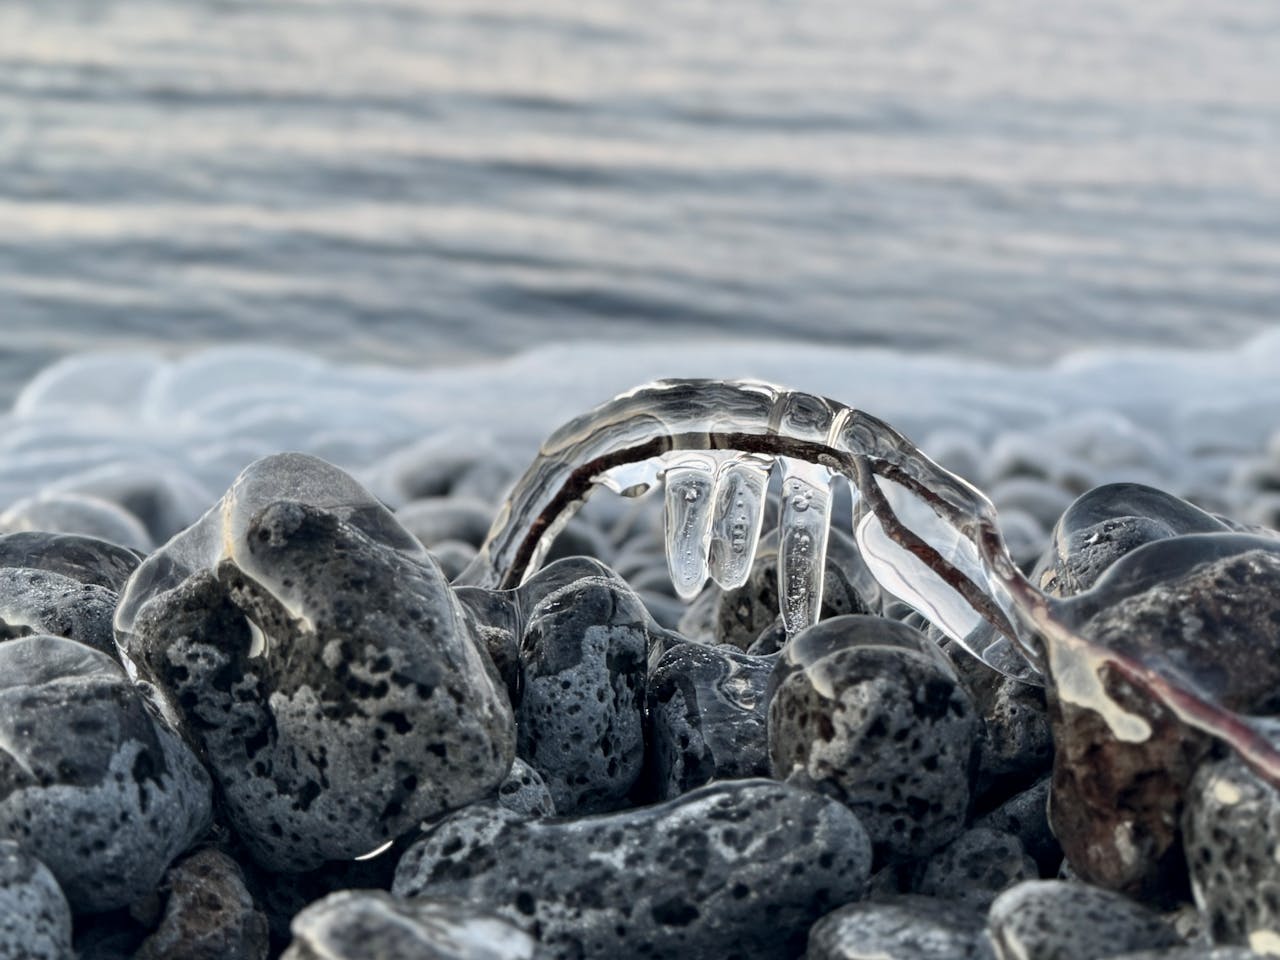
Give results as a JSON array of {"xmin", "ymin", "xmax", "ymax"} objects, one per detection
[{"xmin": 1, "ymin": 439, "xmax": 1279, "ymax": 959}]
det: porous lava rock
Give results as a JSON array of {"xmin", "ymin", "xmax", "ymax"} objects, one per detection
[
  {"xmin": 282, "ymin": 890, "xmax": 540, "ymax": 960},
  {"xmin": 392, "ymin": 778, "xmax": 872, "ymax": 960},
  {"xmin": 118, "ymin": 454, "xmax": 515, "ymax": 871},
  {"xmin": 1046, "ymin": 535, "xmax": 1280, "ymax": 899},
  {"xmin": 646, "ymin": 639, "xmax": 774, "ymax": 800},
  {"xmin": 0, "ymin": 635, "xmax": 211, "ymax": 913},
  {"xmin": 0, "ymin": 840, "xmax": 73, "ymax": 960},
  {"xmin": 768, "ymin": 614, "xmax": 979, "ymax": 862}
]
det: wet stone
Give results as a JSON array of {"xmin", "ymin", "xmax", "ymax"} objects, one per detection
[
  {"xmin": 1047, "ymin": 535, "xmax": 1280, "ymax": 898},
  {"xmin": 133, "ymin": 848, "xmax": 269, "ymax": 960},
  {"xmin": 0, "ymin": 840, "xmax": 73, "ymax": 960},
  {"xmin": 1033, "ymin": 483, "xmax": 1229, "ymax": 600},
  {"xmin": 515, "ymin": 560, "xmax": 649, "ymax": 814},
  {"xmin": 0, "ymin": 567, "xmax": 118, "ymax": 655},
  {"xmin": 768, "ymin": 615, "xmax": 980, "ymax": 862},
  {"xmin": 0, "ymin": 531, "xmax": 142, "ymax": 591},
  {"xmin": 282, "ymin": 890, "xmax": 540, "ymax": 960},
  {"xmin": 973, "ymin": 776, "xmax": 1060, "ymax": 877},
  {"xmin": 1182, "ymin": 749, "xmax": 1280, "ymax": 949},
  {"xmin": 119, "ymin": 455, "xmax": 515, "ymax": 872},
  {"xmin": 806, "ymin": 894, "xmax": 994, "ymax": 960},
  {"xmin": 914, "ymin": 827, "xmax": 1039, "ymax": 910},
  {"xmin": 392, "ymin": 778, "xmax": 873, "ymax": 960},
  {"xmin": 1109, "ymin": 948, "xmax": 1268, "ymax": 959},
  {"xmin": 646, "ymin": 640, "xmax": 774, "ymax": 800},
  {"xmin": 0, "ymin": 635, "xmax": 212, "ymax": 913},
  {"xmin": 944, "ymin": 640, "xmax": 1053, "ymax": 798},
  {"xmin": 496, "ymin": 758, "xmax": 556, "ymax": 818},
  {"xmin": 0, "ymin": 493, "xmax": 154, "ymax": 553},
  {"xmin": 986, "ymin": 880, "xmax": 1182, "ymax": 960}
]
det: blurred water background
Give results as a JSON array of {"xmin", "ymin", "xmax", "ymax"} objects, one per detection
[{"xmin": 2, "ymin": 0, "xmax": 1279, "ymax": 406}]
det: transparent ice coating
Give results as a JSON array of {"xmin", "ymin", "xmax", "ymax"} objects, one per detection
[
  {"xmin": 114, "ymin": 452, "xmax": 427, "ymax": 661},
  {"xmin": 662, "ymin": 453, "xmax": 718, "ymax": 600},
  {"xmin": 707, "ymin": 454, "xmax": 771, "ymax": 590},
  {"xmin": 459, "ymin": 378, "xmax": 1280, "ymax": 793}
]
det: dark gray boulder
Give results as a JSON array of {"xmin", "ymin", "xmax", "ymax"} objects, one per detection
[
  {"xmin": 393, "ymin": 778, "xmax": 873, "ymax": 960},
  {"xmin": 282, "ymin": 890, "xmax": 540, "ymax": 960},
  {"xmin": 0, "ymin": 840, "xmax": 73, "ymax": 960},
  {"xmin": 806, "ymin": 894, "xmax": 994, "ymax": 960},
  {"xmin": 768, "ymin": 615, "xmax": 980, "ymax": 862},
  {"xmin": 0, "ymin": 635, "xmax": 212, "ymax": 913},
  {"xmin": 986, "ymin": 880, "xmax": 1182, "ymax": 960},
  {"xmin": 116, "ymin": 454, "xmax": 516, "ymax": 871},
  {"xmin": 646, "ymin": 640, "xmax": 774, "ymax": 800}
]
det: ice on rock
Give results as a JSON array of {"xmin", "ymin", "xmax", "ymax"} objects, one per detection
[
  {"xmin": 115, "ymin": 453, "xmax": 515, "ymax": 872},
  {"xmin": 114, "ymin": 452, "xmax": 428, "ymax": 652},
  {"xmin": 0, "ymin": 492, "xmax": 153, "ymax": 552}
]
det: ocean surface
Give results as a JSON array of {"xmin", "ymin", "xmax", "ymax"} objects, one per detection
[{"xmin": 2, "ymin": 0, "xmax": 1279, "ymax": 398}]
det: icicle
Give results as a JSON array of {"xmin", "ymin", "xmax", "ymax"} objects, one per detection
[
  {"xmin": 707, "ymin": 454, "xmax": 771, "ymax": 590},
  {"xmin": 777, "ymin": 458, "xmax": 834, "ymax": 635},
  {"xmin": 662, "ymin": 454, "xmax": 718, "ymax": 600}
]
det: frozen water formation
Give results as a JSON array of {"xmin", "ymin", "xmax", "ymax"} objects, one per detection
[{"xmin": 458, "ymin": 378, "xmax": 1280, "ymax": 797}]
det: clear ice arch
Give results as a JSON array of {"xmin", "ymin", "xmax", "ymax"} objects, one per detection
[{"xmin": 456, "ymin": 378, "xmax": 1280, "ymax": 792}]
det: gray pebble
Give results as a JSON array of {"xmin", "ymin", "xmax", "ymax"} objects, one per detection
[
  {"xmin": 516, "ymin": 560, "xmax": 648, "ymax": 813},
  {"xmin": 497, "ymin": 758, "xmax": 556, "ymax": 818},
  {"xmin": 1183, "ymin": 749, "xmax": 1280, "ymax": 949},
  {"xmin": 0, "ymin": 531, "xmax": 142, "ymax": 591},
  {"xmin": 646, "ymin": 640, "xmax": 774, "ymax": 800},
  {"xmin": 806, "ymin": 894, "xmax": 994, "ymax": 960},
  {"xmin": 393, "ymin": 778, "xmax": 873, "ymax": 960},
  {"xmin": 768, "ymin": 615, "xmax": 979, "ymax": 862},
  {"xmin": 1032, "ymin": 483, "xmax": 1228, "ymax": 600},
  {"xmin": 0, "ymin": 567, "xmax": 118, "ymax": 655},
  {"xmin": 120, "ymin": 455, "xmax": 515, "ymax": 871},
  {"xmin": 987, "ymin": 880, "xmax": 1182, "ymax": 960},
  {"xmin": 0, "ymin": 635, "xmax": 212, "ymax": 913},
  {"xmin": 0, "ymin": 493, "xmax": 153, "ymax": 552},
  {"xmin": 133, "ymin": 848, "xmax": 269, "ymax": 960},
  {"xmin": 1108, "ymin": 949, "xmax": 1268, "ymax": 959},
  {"xmin": 973, "ymin": 776, "xmax": 1060, "ymax": 876},
  {"xmin": 0, "ymin": 840, "xmax": 72, "ymax": 960},
  {"xmin": 915, "ymin": 827, "xmax": 1038, "ymax": 910},
  {"xmin": 282, "ymin": 890, "xmax": 540, "ymax": 960}
]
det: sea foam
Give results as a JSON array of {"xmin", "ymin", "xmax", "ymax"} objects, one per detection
[{"xmin": 2, "ymin": 334, "xmax": 1278, "ymax": 545}]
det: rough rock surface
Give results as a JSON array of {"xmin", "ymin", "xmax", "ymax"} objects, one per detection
[
  {"xmin": 914, "ymin": 827, "xmax": 1039, "ymax": 909},
  {"xmin": 120, "ymin": 455, "xmax": 515, "ymax": 871},
  {"xmin": 0, "ymin": 567, "xmax": 119, "ymax": 655},
  {"xmin": 974, "ymin": 776, "xmax": 1060, "ymax": 876},
  {"xmin": 496, "ymin": 759, "xmax": 556, "ymax": 818},
  {"xmin": 133, "ymin": 848, "xmax": 269, "ymax": 960},
  {"xmin": 1183, "ymin": 751, "xmax": 1280, "ymax": 949},
  {"xmin": 806, "ymin": 894, "xmax": 994, "ymax": 960},
  {"xmin": 514, "ymin": 560, "xmax": 649, "ymax": 814},
  {"xmin": 768, "ymin": 615, "xmax": 979, "ymax": 861},
  {"xmin": 393, "ymin": 778, "xmax": 872, "ymax": 960},
  {"xmin": 0, "ymin": 840, "xmax": 73, "ymax": 960},
  {"xmin": 282, "ymin": 890, "xmax": 541, "ymax": 960},
  {"xmin": 0, "ymin": 531, "xmax": 142, "ymax": 591},
  {"xmin": 1032, "ymin": 483, "xmax": 1229, "ymax": 599},
  {"xmin": 986, "ymin": 880, "xmax": 1182, "ymax": 960},
  {"xmin": 646, "ymin": 640, "xmax": 774, "ymax": 800},
  {"xmin": 1047, "ymin": 535, "xmax": 1280, "ymax": 898},
  {"xmin": 0, "ymin": 635, "xmax": 212, "ymax": 912}
]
